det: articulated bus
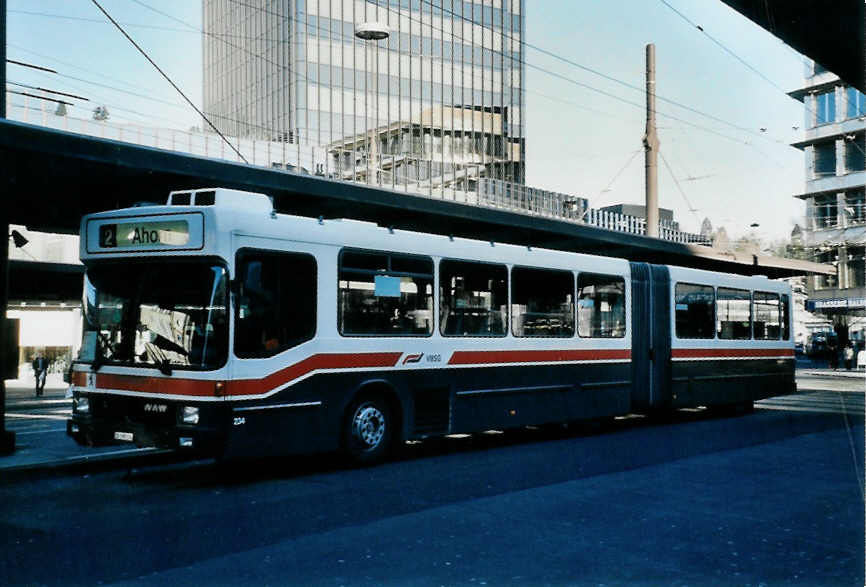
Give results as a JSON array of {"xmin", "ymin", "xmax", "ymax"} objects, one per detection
[{"xmin": 67, "ymin": 188, "xmax": 795, "ymax": 463}]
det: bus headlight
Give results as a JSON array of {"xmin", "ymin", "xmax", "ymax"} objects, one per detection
[
  {"xmin": 181, "ymin": 406, "xmax": 200, "ymax": 425},
  {"xmin": 74, "ymin": 397, "xmax": 89, "ymax": 414}
]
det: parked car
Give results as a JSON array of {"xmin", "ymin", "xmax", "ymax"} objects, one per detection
[{"xmin": 805, "ymin": 331, "xmax": 837, "ymax": 357}]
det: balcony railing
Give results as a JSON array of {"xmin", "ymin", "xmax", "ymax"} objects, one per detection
[{"xmin": 808, "ymin": 202, "xmax": 866, "ymax": 230}]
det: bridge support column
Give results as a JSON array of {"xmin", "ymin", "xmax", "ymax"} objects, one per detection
[
  {"xmin": 0, "ymin": 0, "xmax": 14, "ymax": 455},
  {"xmin": 0, "ymin": 219, "xmax": 15, "ymax": 455}
]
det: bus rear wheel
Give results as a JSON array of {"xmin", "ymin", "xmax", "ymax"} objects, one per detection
[{"xmin": 344, "ymin": 396, "xmax": 392, "ymax": 465}]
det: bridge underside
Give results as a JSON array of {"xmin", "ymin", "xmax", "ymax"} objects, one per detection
[{"xmin": 721, "ymin": 0, "xmax": 864, "ymax": 94}]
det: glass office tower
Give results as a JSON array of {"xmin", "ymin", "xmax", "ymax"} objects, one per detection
[{"xmin": 203, "ymin": 0, "xmax": 525, "ymax": 189}]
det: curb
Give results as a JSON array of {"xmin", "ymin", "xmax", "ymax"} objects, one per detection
[
  {"xmin": 0, "ymin": 448, "xmax": 198, "ymax": 483},
  {"xmin": 798, "ymin": 370, "xmax": 866, "ymax": 379}
]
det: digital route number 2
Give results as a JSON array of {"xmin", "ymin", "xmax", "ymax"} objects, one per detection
[{"xmin": 99, "ymin": 224, "xmax": 117, "ymax": 248}]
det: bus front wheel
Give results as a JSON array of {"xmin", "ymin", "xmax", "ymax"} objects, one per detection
[{"xmin": 344, "ymin": 396, "xmax": 392, "ymax": 465}]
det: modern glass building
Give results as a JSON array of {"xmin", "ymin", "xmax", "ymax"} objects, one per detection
[
  {"xmin": 788, "ymin": 60, "xmax": 866, "ymax": 345},
  {"xmin": 203, "ymin": 0, "xmax": 526, "ymax": 190}
]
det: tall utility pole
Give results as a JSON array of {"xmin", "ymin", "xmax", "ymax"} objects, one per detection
[{"xmin": 644, "ymin": 43, "xmax": 659, "ymax": 238}]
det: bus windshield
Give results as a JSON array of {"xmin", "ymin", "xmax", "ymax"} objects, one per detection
[{"xmin": 81, "ymin": 260, "xmax": 229, "ymax": 371}]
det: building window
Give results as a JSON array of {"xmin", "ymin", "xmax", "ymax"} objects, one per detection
[
  {"xmin": 844, "ymin": 133, "xmax": 865, "ymax": 173},
  {"xmin": 813, "ymin": 141, "xmax": 836, "ymax": 177},
  {"xmin": 846, "ymin": 87, "xmax": 866, "ymax": 119},
  {"xmin": 816, "ymin": 90, "xmax": 836, "ymax": 125},
  {"xmin": 716, "ymin": 288, "xmax": 751, "ymax": 340},
  {"xmin": 674, "ymin": 283, "xmax": 715, "ymax": 339},
  {"xmin": 846, "ymin": 247, "xmax": 865, "ymax": 288},
  {"xmin": 440, "ymin": 260, "xmax": 507, "ymax": 336},
  {"xmin": 813, "ymin": 194, "xmax": 838, "ymax": 228},
  {"xmin": 845, "ymin": 189, "xmax": 866, "ymax": 224},
  {"xmin": 814, "ymin": 250, "xmax": 839, "ymax": 290}
]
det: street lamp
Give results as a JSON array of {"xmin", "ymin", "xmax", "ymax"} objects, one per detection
[{"xmin": 355, "ymin": 22, "xmax": 389, "ymax": 186}]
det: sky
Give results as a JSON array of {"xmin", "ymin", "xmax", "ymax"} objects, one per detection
[{"xmin": 5, "ymin": 0, "xmax": 811, "ymax": 241}]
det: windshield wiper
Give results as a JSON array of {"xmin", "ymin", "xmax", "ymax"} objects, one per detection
[{"xmin": 157, "ymin": 358, "xmax": 173, "ymax": 376}]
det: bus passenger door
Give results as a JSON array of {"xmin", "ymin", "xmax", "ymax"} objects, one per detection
[{"xmin": 629, "ymin": 263, "xmax": 671, "ymax": 412}]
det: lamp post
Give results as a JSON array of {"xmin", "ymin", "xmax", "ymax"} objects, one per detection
[{"xmin": 355, "ymin": 22, "xmax": 389, "ymax": 186}]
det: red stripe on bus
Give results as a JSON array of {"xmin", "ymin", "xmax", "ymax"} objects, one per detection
[
  {"xmin": 86, "ymin": 352, "xmax": 403, "ymax": 398},
  {"xmin": 226, "ymin": 352, "xmax": 403, "ymax": 396},
  {"xmin": 96, "ymin": 373, "xmax": 214, "ymax": 396},
  {"xmin": 448, "ymin": 349, "xmax": 631, "ymax": 365},
  {"xmin": 671, "ymin": 348, "xmax": 794, "ymax": 359}
]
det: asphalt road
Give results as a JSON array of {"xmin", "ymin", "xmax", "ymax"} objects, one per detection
[{"xmin": 1, "ymin": 378, "xmax": 863, "ymax": 586}]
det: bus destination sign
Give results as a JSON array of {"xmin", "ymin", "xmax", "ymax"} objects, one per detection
[{"xmin": 98, "ymin": 220, "xmax": 190, "ymax": 248}]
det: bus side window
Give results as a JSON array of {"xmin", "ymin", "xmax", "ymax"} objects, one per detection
[
  {"xmin": 235, "ymin": 250, "xmax": 317, "ymax": 358},
  {"xmin": 510, "ymin": 267, "xmax": 575, "ymax": 337},
  {"xmin": 439, "ymin": 260, "xmax": 507, "ymax": 336},
  {"xmin": 780, "ymin": 294, "xmax": 791, "ymax": 340},
  {"xmin": 338, "ymin": 249, "xmax": 433, "ymax": 336},
  {"xmin": 577, "ymin": 273, "xmax": 626, "ymax": 338},
  {"xmin": 717, "ymin": 287, "xmax": 751, "ymax": 340},
  {"xmin": 674, "ymin": 283, "xmax": 715, "ymax": 339},
  {"xmin": 753, "ymin": 291, "xmax": 780, "ymax": 340}
]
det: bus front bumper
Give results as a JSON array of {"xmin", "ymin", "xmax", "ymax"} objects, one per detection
[{"xmin": 67, "ymin": 413, "xmax": 225, "ymax": 455}]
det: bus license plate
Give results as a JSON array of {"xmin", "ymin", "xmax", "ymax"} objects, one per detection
[{"xmin": 114, "ymin": 431, "xmax": 133, "ymax": 442}]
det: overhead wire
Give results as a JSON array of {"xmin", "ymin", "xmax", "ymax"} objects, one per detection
[
  {"xmin": 139, "ymin": 0, "xmax": 805, "ymax": 212},
  {"xmin": 7, "ymin": 43, "xmax": 184, "ymax": 104},
  {"xmin": 15, "ymin": 2, "xmax": 776, "ymax": 150},
  {"xmin": 89, "ymin": 0, "xmax": 248, "ymax": 163},
  {"xmin": 659, "ymin": 0, "xmax": 866, "ymax": 159},
  {"xmin": 659, "ymin": 151, "xmax": 701, "ymax": 225},
  {"xmin": 5, "ymin": 81, "xmax": 89, "ymax": 102},
  {"xmin": 218, "ymin": 0, "xmax": 760, "ymax": 146},
  {"xmin": 12, "ymin": 0, "xmax": 825, "ymax": 203},
  {"xmin": 582, "ymin": 149, "xmax": 643, "ymax": 214},
  {"xmin": 7, "ymin": 44, "xmax": 307, "ymax": 137},
  {"xmin": 420, "ymin": 0, "xmax": 783, "ymax": 146},
  {"xmin": 8, "ymin": 72, "xmax": 196, "ymax": 128}
]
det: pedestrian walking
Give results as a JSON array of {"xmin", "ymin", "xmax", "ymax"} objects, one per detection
[
  {"xmin": 827, "ymin": 339, "xmax": 838, "ymax": 370},
  {"xmin": 32, "ymin": 355, "xmax": 48, "ymax": 397},
  {"xmin": 844, "ymin": 342, "xmax": 855, "ymax": 371}
]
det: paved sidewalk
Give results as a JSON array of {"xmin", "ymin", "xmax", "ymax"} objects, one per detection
[{"xmin": 1, "ymin": 375, "xmax": 174, "ymax": 479}]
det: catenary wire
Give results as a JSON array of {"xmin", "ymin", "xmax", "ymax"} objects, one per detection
[
  {"xmin": 659, "ymin": 151, "xmax": 702, "ymax": 224},
  {"xmin": 224, "ymin": 0, "xmax": 764, "ymax": 148},
  {"xmin": 15, "ymin": 2, "xmax": 780, "ymax": 151},
  {"xmin": 89, "ymin": 0, "xmax": 248, "ymax": 163},
  {"xmin": 658, "ymin": 0, "xmax": 866, "ymax": 159}
]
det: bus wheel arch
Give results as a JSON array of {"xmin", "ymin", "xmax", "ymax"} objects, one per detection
[{"xmin": 342, "ymin": 380, "xmax": 403, "ymax": 464}]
